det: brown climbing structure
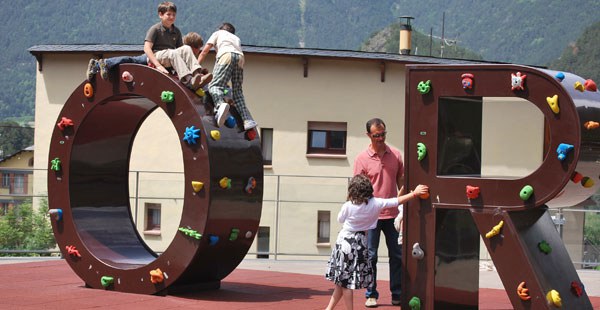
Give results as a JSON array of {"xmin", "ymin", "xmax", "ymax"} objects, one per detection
[
  {"xmin": 404, "ymin": 64, "xmax": 599, "ymax": 309},
  {"xmin": 47, "ymin": 64, "xmax": 262, "ymax": 294}
]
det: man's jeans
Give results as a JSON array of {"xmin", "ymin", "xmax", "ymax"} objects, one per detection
[{"xmin": 365, "ymin": 218, "xmax": 402, "ymax": 300}]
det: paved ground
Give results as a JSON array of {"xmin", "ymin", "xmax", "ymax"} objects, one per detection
[{"xmin": 0, "ymin": 258, "xmax": 598, "ymax": 309}]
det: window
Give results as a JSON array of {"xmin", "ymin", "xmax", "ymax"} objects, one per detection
[
  {"xmin": 437, "ymin": 97, "xmax": 482, "ymax": 176},
  {"xmin": 261, "ymin": 128, "xmax": 273, "ymax": 166},
  {"xmin": 11, "ymin": 174, "xmax": 25, "ymax": 194},
  {"xmin": 1, "ymin": 173, "xmax": 9, "ymax": 188},
  {"xmin": 307, "ymin": 122, "xmax": 347, "ymax": 155},
  {"xmin": 317, "ymin": 211, "xmax": 331, "ymax": 243},
  {"xmin": 145, "ymin": 203, "xmax": 161, "ymax": 232},
  {"xmin": 256, "ymin": 226, "xmax": 270, "ymax": 259}
]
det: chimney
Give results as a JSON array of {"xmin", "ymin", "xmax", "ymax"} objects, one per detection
[{"xmin": 399, "ymin": 16, "xmax": 414, "ymax": 55}]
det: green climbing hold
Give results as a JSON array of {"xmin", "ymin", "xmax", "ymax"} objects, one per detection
[
  {"xmin": 161, "ymin": 91, "xmax": 174, "ymax": 103},
  {"xmin": 538, "ymin": 240, "xmax": 552, "ymax": 254},
  {"xmin": 417, "ymin": 142, "xmax": 427, "ymax": 161},
  {"xmin": 50, "ymin": 157, "xmax": 61, "ymax": 171},
  {"xmin": 417, "ymin": 80, "xmax": 431, "ymax": 94},
  {"xmin": 409, "ymin": 296, "xmax": 421, "ymax": 310},
  {"xmin": 101, "ymin": 276, "xmax": 114, "ymax": 288}
]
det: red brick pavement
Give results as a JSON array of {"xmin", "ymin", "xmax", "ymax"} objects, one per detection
[{"xmin": 0, "ymin": 260, "xmax": 598, "ymax": 309}]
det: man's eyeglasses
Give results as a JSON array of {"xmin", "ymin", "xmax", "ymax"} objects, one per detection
[{"xmin": 371, "ymin": 132, "xmax": 386, "ymax": 138}]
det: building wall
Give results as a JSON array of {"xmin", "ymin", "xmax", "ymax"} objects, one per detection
[
  {"xmin": 33, "ymin": 50, "xmax": 559, "ymax": 261},
  {"xmin": 0, "ymin": 150, "xmax": 34, "ymax": 210}
]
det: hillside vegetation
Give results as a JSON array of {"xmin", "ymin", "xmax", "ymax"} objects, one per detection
[{"xmin": 2, "ymin": 0, "xmax": 599, "ymax": 120}]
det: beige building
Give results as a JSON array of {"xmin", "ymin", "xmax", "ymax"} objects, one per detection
[
  {"xmin": 0, "ymin": 146, "xmax": 34, "ymax": 214},
  {"xmin": 28, "ymin": 45, "xmax": 583, "ymax": 263}
]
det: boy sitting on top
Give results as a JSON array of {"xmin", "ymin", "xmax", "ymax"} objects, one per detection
[{"xmin": 86, "ymin": 2, "xmax": 211, "ymax": 90}]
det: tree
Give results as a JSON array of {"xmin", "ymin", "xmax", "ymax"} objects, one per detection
[
  {"xmin": 0, "ymin": 121, "xmax": 33, "ymax": 159},
  {"xmin": 0, "ymin": 199, "xmax": 56, "ymax": 256}
]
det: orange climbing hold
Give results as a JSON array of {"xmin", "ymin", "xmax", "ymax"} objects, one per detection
[
  {"xmin": 83, "ymin": 82, "xmax": 94, "ymax": 98},
  {"xmin": 65, "ymin": 245, "xmax": 81, "ymax": 257},
  {"xmin": 584, "ymin": 121, "xmax": 600, "ymax": 130},
  {"xmin": 150, "ymin": 268, "xmax": 164, "ymax": 284}
]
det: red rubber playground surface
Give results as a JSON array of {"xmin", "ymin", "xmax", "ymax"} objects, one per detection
[{"xmin": 1, "ymin": 260, "xmax": 598, "ymax": 309}]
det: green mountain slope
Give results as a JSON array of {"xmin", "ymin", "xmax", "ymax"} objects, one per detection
[
  {"xmin": 549, "ymin": 21, "xmax": 600, "ymax": 82},
  {"xmin": 2, "ymin": 0, "xmax": 599, "ymax": 120}
]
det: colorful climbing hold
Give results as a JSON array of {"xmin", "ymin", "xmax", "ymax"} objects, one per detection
[
  {"xmin": 209, "ymin": 235, "xmax": 219, "ymax": 246},
  {"xmin": 161, "ymin": 90, "xmax": 174, "ymax": 103},
  {"xmin": 182, "ymin": 126, "xmax": 201, "ymax": 144},
  {"xmin": 584, "ymin": 79, "xmax": 597, "ymax": 92},
  {"xmin": 581, "ymin": 176, "xmax": 594, "ymax": 188},
  {"xmin": 219, "ymin": 177, "xmax": 232, "ymax": 189},
  {"xmin": 419, "ymin": 192, "xmax": 430, "ymax": 200},
  {"xmin": 178, "ymin": 227, "xmax": 202, "ymax": 239},
  {"xmin": 461, "ymin": 73, "xmax": 474, "ymax": 89},
  {"xmin": 57, "ymin": 117, "xmax": 74, "ymax": 131},
  {"xmin": 246, "ymin": 129, "xmax": 257, "ymax": 141},
  {"xmin": 417, "ymin": 80, "xmax": 431, "ymax": 94},
  {"xmin": 48, "ymin": 209, "xmax": 63, "ymax": 221},
  {"xmin": 466, "ymin": 185, "xmax": 480, "ymax": 199},
  {"xmin": 556, "ymin": 143, "xmax": 574, "ymax": 161},
  {"xmin": 416, "ymin": 142, "xmax": 427, "ymax": 161},
  {"xmin": 546, "ymin": 289, "xmax": 562, "ymax": 307},
  {"xmin": 83, "ymin": 82, "xmax": 94, "ymax": 98},
  {"xmin": 571, "ymin": 171, "xmax": 583, "ymax": 183},
  {"xmin": 65, "ymin": 245, "xmax": 81, "ymax": 257},
  {"xmin": 210, "ymin": 130, "xmax": 221, "ymax": 141},
  {"xmin": 538, "ymin": 240, "xmax": 552, "ymax": 254},
  {"xmin": 195, "ymin": 88, "xmax": 206, "ymax": 97},
  {"xmin": 485, "ymin": 220, "xmax": 504, "ymax": 238},
  {"xmin": 229, "ymin": 228, "xmax": 240, "ymax": 241},
  {"xmin": 517, "ymin": 281, "xmax": 531, "ymax": 301},
  {"xmin": 101, "ymin": 276, "xmax": 114, "ymax": 288},
  {"xmin": 571, "ymin": 281, "xmax": 584, "ymax": 297},
  {"xmin": 191, "ymin": 181, "xmax": 204, "ymax": 192},
  {"xmin": 150, "ymin": 268, "xmax": 164, "ymax": 284},
  {"xmin": 584, "ymin": 121, "xmax": 600, "ymax": 130},
  {"xmin": 547, "ymin": 94, "xmax": 559, "ymax": 114},
  {"xmin": 245, "ymin": 177, "xmax": 257, "ymax": 194},
  {"xmin": 411, "ymin": 243, "xmax": 424, "ymax": 259},
  {"xmin": 574, "ymin": 81, "xmax": 585, "ymax": 92},
  {"xmin": 555, "ymin": 72, "xmax": 565, "ymax": 81},
  {"xmin": 409, "ymin": 296, "xmax": 421, "ymax": 310},
  {"xmin": 122, "ymin": 71, "xmax": 134, "ymax": 83},
  {"xmin": 224, "ymin": 116, "xmax": 236, "ymax": 128},
  {"xmin": 50, "ymin": 157, "xmax": 61, "ymax": 171},
  {"xmin": 511, "ymin": 72, "xmax": 527, "ymax": 91},
  {"xmin": 520, "ymin": 185, "xmax": 534, "ymax": 201}
]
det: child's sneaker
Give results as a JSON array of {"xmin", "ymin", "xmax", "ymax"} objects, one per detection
[
  {"xmin": 215, "ymin": 103, "xmax": 230, "ymax": 127},
  {"xmin": 243, "ymin": 120, "xmax": 257, "ymax": 130},
  {"xmin": 98, "ymin": 59, "xmax": 108, "ymax": 80},
  {"xmin": 86, "ymin": 59, "xmax": 98, "ymax": 80}
]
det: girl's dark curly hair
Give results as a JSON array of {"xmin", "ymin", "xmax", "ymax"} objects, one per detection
[{"xmin": 347, "ymin": 174, "xmax": 373, "ymax": 204}]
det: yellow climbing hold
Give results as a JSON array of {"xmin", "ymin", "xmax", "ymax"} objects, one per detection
[
  {"xmin": 192, "ymin": 181, "xmax": 204, "ymax": 192},
  {"xmin": 546, "ymin": 289, "xmax": 562, "ymax": 308},
  {"xmin": 210, "ymin": 130, "xmax": 221, "ymax": 141},
  {"xmin": 546, "ymin": 95, "xmax": 559, "ymax": 114},
  {"xmin": 485, "ymin": 220, "xmax": 504, "ymax": 239}
]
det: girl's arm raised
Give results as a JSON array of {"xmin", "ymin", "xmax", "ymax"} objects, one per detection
[{"xmin": 398, "ymin": 184, "xmax": 428, "ymax": 204}]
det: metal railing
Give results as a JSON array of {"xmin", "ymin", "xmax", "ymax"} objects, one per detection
[{"xmin": 2, "ymin": 168, "xmax": 600, "ymax": 270}]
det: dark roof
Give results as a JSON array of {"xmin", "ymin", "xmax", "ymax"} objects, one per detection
[
  {"xmin": 28, "ymin": 44, "xmax": 499, "ymax": 65},
  {"xmin": 0, "ymin": 145, "xmax": 33, "ymax": 164}
]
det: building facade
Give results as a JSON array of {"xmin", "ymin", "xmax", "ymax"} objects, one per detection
[
  {"xmin": 0, "ymin": 146, "xmax": 34, "ymax": 214},
  {"xmin": 29, "ymin": 45, "xmax": 584, "ymax": 263}
]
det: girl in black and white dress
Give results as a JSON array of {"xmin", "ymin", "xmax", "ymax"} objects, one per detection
[{"xmin": 325, "ymin": 174, "xmax": 428, "ymax": 310}]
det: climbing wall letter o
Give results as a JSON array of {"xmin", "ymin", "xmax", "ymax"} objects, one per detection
[{"xmin": 47, "ymin": 64, "xmax": 263, "ymax": 294}]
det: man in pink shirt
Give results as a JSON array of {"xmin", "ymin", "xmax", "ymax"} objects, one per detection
[{"xmin": 353, "ymin": 118, "xmax": 404, "ymax": 307}]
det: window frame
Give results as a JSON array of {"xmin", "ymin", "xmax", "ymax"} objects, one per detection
[
  {"xmin": 307, "ymin": 122, "xmax": 347, "ymax": 155},
  {"xmin": 1, "ymin": 173, "xmax": 9, "ymax": 188},
  {"xmin": 145, "ymin": 203, "xmax": 162, "ymax": 233},
  {"xmin": 317, "ymin": 210, "xmax": 331, "ymax": 244},
  {"xmin": 260, "ymin": 128, "xmax": 273, "ymax": 166}
]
